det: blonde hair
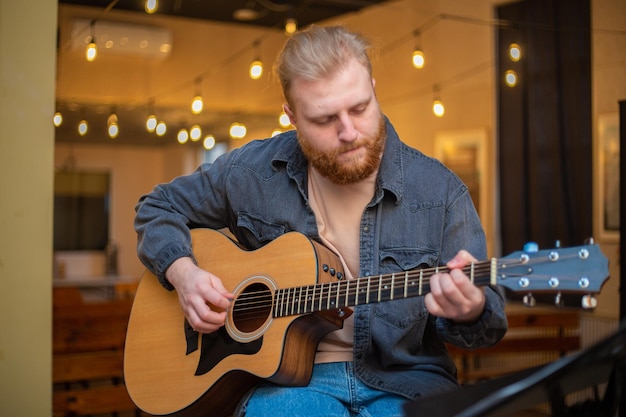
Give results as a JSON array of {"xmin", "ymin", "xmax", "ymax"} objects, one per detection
[{"xmin": 274, "ymin": 25, "xmax": 373, "ymax": 106}]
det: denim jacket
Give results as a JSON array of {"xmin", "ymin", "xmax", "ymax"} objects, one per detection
[{"xmin": 135, "ymin": 117, "xmax": 508, "ymax": 400}]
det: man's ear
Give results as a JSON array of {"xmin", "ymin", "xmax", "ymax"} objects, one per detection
[{"xmin": 283, "ymin": 103, "xmax": 296, "ymax": 127}]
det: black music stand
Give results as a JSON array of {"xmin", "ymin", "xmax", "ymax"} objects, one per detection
[{"xmin": 404, "ymin": 321, "xmax": 626, "ymax": 417}]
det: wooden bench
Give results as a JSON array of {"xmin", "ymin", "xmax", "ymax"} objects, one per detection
[
  {"xmin": 53, "ymin": 287, "xmax": 139, "ymax": 417},
  {"xmin": 448, "ymin": 308, "xmax": 581, "ymax": 384}
]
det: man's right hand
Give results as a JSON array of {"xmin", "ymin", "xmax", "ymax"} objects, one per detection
[{"xmin": 165, "ymin": 257, "xmax": 234, "ymax": 333}]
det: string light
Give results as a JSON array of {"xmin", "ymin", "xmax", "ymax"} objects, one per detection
[
  {"xmin": 107, "ymin": 107, "xmax": 119, "ymax": 138},
  {"xmin": 53, "ymin": 112, "xmax": 63, "ymax": 127},
  {"xmin": 432, "ymin": 85, "xmax": 445, "ymax": 117},
  {"xmin": 155, "ymin": 120, "xmax": 167, "ymax": 136},
  {"xmin": 146, "ymin": 99, "xmax": 157, "ymax": 132},
  {"xmin": 190, "ymin": 125, "xmax": 202, "ymax": 141},
  {"xmin": 203, "ymin": 135, "xmax": 216, "ymax": 150},
  {"xmin": 229, "ymin": 122, "xmax": 247, "ymax": 139},
  {"xmin": 284, "ymin": 18, "xmax": 297, "ymax": 35},
  {"xmin": 278, "ymin": 112, "xmax": 291, "ymax": 128},
  {"xmin": 177, "ymin": 128, "xmax": 189, "ymax": 144},
  {"xmin": 78, "ymin": 120, "xmax": 88, "ymax": 136},
  {"xmin": 191, "ymin": 77, "xmax": 203, "ymax": 114},
  {"xmin": 509, "ymin": 43, "xmax": 522, "ymax": 62},
  {"xmin": 504, "ymin": 70, "xmax": 518, "ymax": 87},
  {"xmin": 145, "ymin": 0, "xmax": 158, "ymax": 14},
  {"xmin": 249, "ymin": 41, "xmax": 263, "ymax": 80},
  {"xmin": 411, "ymin": 31, "xmax": 425, "ymax": 69},
  {"xmin": 85, "ymin": 20, "xmax": 97, "ymax": 62}
]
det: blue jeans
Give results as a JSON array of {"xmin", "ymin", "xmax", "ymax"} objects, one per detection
[{"xmin": 235, "ymin": 362, "xmax": 409, "ymax": 417}]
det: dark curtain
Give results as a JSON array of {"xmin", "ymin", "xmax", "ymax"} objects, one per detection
[{"xmin": 497, "ymin": 0, "xmax": 592, "ymax": 257}]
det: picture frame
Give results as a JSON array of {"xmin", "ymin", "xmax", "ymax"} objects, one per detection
[
  {"xmin": 595, "ymin": 113, "xmax": 620, "ymax": 242},
  {"xmin": 434, "ymin": 129, "xmax": 487, "ymax": 223}
]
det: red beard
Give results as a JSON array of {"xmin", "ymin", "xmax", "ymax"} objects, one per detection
[{"xmin": 298, "ymin": 117, "xmax": 386, "ymax": 185}]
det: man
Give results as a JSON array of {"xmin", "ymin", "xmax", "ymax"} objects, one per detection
[{"xmin": 135, "ymin": 25, "xmax": 507, "ymax": 417}]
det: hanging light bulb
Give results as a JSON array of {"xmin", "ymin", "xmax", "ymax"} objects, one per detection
[
  {"xmin": 190, "ymin": 125, "xmax": 202, "ymax": 141},
  {"xmin": 432, "ymin": 85, "xmax": 445, "ymax": 117},
  {"xmin": 229, "ymin": 122, "xmax": 247, "ymax": 139},
  {"xmin": 53, "ymin": 112, "xmax": 63, "ymax": 127},
  {"xmin": 278, "ymin": 112, "xmax": 291, "ymax": 128},
  {"xmin": 203, "ymin": 134, "xmax": 216, "ymax": 150},
  {"xmin": 284, "ymin": 17, "xmax": 297, "ymax": 35},
  {"xmin": 191, "ymin": 77, "xmax": 203, "ymax": 114},
  {"xmin": 146, "ymin": 99, "xmax": 157, "ymax": 132},
  {"xmin": 271, "ymin": 128, "xmax": 282, "ymax": 137},
  {"xmin": 249, "ymin": 41, "xmax": 263, "ymax": 80},
  {"xmin": 85, "ymin": 20, "xmax": 97, "ymax": 62},
  {"xmin": 78, "ymin": 120, "xmax": 88, "ymax": 136},
  {"xmin": 411, "ymin": 31, "xmax": 425, "ymax": 69},
  {"xmin": 504, "ymin": 70, "xmax": 518, "ymax": 87},
  {"xmin": 145, "ymin": 0, "xmax": 158, "ymax": 14},
  {"xmin": 509, "ymin": 43, "xmax": 522, "ymax": 62},
  {"xmin": 177, "ymin": 128, "xmax": 189, "ymax": 144},
  {"xmin": 155, "ymin": 120, "xmax": 167, "ymax": 136},
  {"xmin": 107, "ymin": 108, "xmax": 119, "ymax": 139}
]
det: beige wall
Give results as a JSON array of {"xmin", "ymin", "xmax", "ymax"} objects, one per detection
[{"xmin": 0, "ymin": 0, "xmax": 57, "ymax": 415}]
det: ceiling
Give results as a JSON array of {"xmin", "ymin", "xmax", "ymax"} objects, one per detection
[
  {"xmin": 59, "ymin": 0, "xmax": 390, "ymax": 30},
  {"xmin": 55, "ymin": 0, "xmax": 392, "ymax": 147}
]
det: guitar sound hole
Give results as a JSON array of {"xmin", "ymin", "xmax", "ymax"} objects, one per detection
[{"xmin": 232, "ymin": 283, "xmax": 273, "ymax": 333}]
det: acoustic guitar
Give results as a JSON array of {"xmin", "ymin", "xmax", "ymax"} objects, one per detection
[{"xmin": 124, "ymin": 228, "xmax": 609, "ymax": 417}]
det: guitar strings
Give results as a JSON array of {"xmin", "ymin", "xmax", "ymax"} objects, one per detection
[{"xmin": 228, "ymin": 254, "xmax": 579, "ymax": 319}]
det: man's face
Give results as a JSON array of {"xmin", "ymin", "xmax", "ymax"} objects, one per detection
[{"xmin": 284, "ymin": 58, "xmax": 385, "ymax": 185}]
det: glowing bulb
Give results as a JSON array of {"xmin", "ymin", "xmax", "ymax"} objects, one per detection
[
  {"xmin": 155, "ymin": 121, "xmax": 167, "ymax": 136},
  {"xmin": 412, "ymin": 49, "xmax": 425, "ymax": 69},
  {"xmin": 86, "ymin": 39, "xmax": 97, "ymax": 62},
  {"xmin": 278, "ymin": 112, "xmax": 291, "ymax": 127},
  {"xmin": 203, "ymin": 135, "xmax": 216, "ymax": 150},
  {"xmin": 78, "ymin": 120, "xmax": 88, "ymax": 136},
  {"xmin": 146, "ymin": 114, "xmax": 157, "ymax": 132},
  {"xmin": 432, "ymin": 100, "xmax": 445, "ymax": 117},
  {"xmin": 249, "ymin": 60, "xmax": 263, "ymax": 80},
  {"xmin": 505, "ymin": 70, "xmax": 518, "ymax": 87},
  {"xmin": 191, "ymin": 95, "xmax": 203, "ymax": 114},
  {"xmin": 53, "ymin": 112, "xmax": 63, "ymax": 127},
  {"xmin": 145, "ymin": 0, "xmax": 158, "ymax": 14},
  {"xmin": 509, "ymin": 43, "xmax": 521, "ymax": 62},
  {"xmin": 108, "ymin": 123, "xmax": 119, "ymax": 138},
  {"xmin": 284, "ymin": 18, "xmax": 297, "ymax": 35},
  {"xmin": 271, "ymin": 129, "xmax": 282, "ymax": 137},
  {"xmin": 177, "ymin": 128, "xmax": 189, "ymax": 144},
  {"xmin": 229, "ymin": 122, "xmax": 247, "ymax": 139},
  {"xmin": 190, "ymin": 125, "xmax": 202, "ymax": 141}
]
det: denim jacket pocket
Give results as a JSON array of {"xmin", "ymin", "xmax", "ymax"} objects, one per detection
[
  {"xmin": 373, "ymin": 248, "xmax": 437, "ymax": 329},
  {"xmin": 236, "ymin": 212, "xmax": 286, "ymax": 248}
]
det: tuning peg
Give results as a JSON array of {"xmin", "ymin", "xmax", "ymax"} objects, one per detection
[
  {"xmin": 523, "ymin": 293, "xmax": 536, "ymax": 307},
  {"xmin": 581, "ymin": 294, "xmax": 597, "ymax": 309},
  {"xmin": 584, "ymin": 237, "xmax": 595, "ymax": 245},
  {"xmin": 554, "ymin": 240, "xmax": 561, "ymax": 248},
  {"xmin": 554, "ymin": 292, "xmax": 564, "ymax": 308},
  {"xmin": 523, "ymin": 242, "xmax": 539, "ymax": 253}
]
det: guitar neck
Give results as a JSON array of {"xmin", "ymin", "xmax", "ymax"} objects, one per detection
[{"xmin": 273, "ymin": 260, "xmax": 496, "ymax": 318}]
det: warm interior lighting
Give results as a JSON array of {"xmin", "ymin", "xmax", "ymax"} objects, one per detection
[
  {"xmin": 85, "ymin": 20, "xmax": 97, "ymax": 62},
  {"xmin": 509, "ymin": 43, "xmax": 522, "ymax": 62},
  {"xmin": 432, "ymin": 99, "xmax": 445, "ymax": 117},
  {"xmin": 53, "ymin": 112, "xmax": 63, "ymax": 127},
  {"xmin": 271, "ymin": 129, "xmax": 282, "ymax": 137},
  {"xmin": 278, "ymin": 112, "xmax": 291, "ymax": 127},
  {"xmin": 249, "ymin": 60, "xmax": 263, "ymax": 80},
  {"xmin": 145, "ymin": 0, "xmax": 158, "ymax": 14},
  {"xmin": 229, "ymin": 122, "xmax": 247, "ymax": 139},
  {"xmin": 191, "ymin": 95, "xmax": 203, "ymax": 114},
  {"xmin": 412, "ymin": 49, "xmax": 425, "ymax": 69},
  {"xmin": 505, "ymin": 70, "xmax": 518, "ymax": 87},
  {"xmin": 284, "ymin": 18, "xmax": 297, "ymax": 35},
  {"xmin": 177, "ymin": 128, "xmax": 189, "ymax": 144},
  {"xmin": 190, "ymin": 125, "xmax": 202, "ymax": 141},
  {"xmin": 203, "ymin": 135, "xmax": 216, "ymax": 150},
  {"xmin": 78, "ymin": 120, "xmax": 88, "ymax": 136},
  {"xmin": 108, "ymin": 123, "xmax": 119, "ymax": 138},
  {"xmin": 155, "ymin": 121, "xmax": 167, "ymax": 136},
  {"xmin": 146, "ymin": 114, "xmax": 157, "ymax": 132}
]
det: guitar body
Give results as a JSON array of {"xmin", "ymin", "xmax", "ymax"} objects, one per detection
[{"xmin": 124, "ymin": 229, "xmax": 348, "ymax": 417}]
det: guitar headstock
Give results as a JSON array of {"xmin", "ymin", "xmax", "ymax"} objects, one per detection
[{"xmin": 495, "ymin": 242, "xmax": 609, "ymax": 309}]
